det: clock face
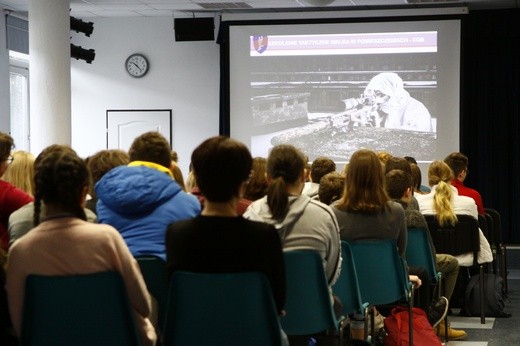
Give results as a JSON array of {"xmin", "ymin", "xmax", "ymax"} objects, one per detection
[{"xmin": 125, "ymin": 54, "xmax": 149, "ymax": 78}]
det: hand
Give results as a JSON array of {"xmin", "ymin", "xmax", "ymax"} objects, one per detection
[{"xmin": 409, "ymin": 275, "xmax": 422, "ymax": 288}]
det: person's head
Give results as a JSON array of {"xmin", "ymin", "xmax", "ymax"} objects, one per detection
[
  {"xmin": 243, "ymin": 157, "xmax": 268, "ymax": 201},
  {"xmin": 444, "ymin": 152, "xmax": 469, "ymax": 182},
  {"xmin": 171, "ymin": 150, "xmax": 179, "ymax": 163},
  {"xmin": 86, "ymin": 149, "xmax": 130, "ymax": 197},
  {"xmin": 410, "ymin": 163, "xmax": 423, "ymax": 192},
  {"xmin": 2, "ymin": 150, "xmax": 36, "ymax": 196},
  {"xmin": 128, "ymin": 131, "xmax": 171, "ymax": 168},
  {"xmin": 376, "ymin": 151, "xmax": 392, "ymax": 167},
  {"xmin": 404, "ymin": 156, "xmax": 418, "ymax": 165},
  {"xmin": 266, "ymin": 144, "xmax": 306, "ymax": 221},
  {"xmin": 33, "ymin": 145, "xmax": 89, "ymax": 226},
  {"xmin": 0, "ymin": 131, "xmax": 14, "ymax": 177},
  {"xmin": 384, "ymin": 156, "xmax": 412, "ymax": 176},
  {"xmin": 191, "ymin": 136, "xmax": 252, "ymax": 203},
  {"xmin": 337, "ymin": 149, "xmax": 389, "ymax": 213},
  {"xmin": 318, "ymin": 172, "xmax": 345, "ymax": 205},
  {"xmin": 310, "ymin": 157, "xmax": 336, "ymax": 184},
  {"xmin": 385, "ymin": 169, "xmax": 413, "ymax": 203},
  {"xmin": 427, "ymin": 160, "xmax": 457, "ymax": 227},
  {"xmin": 364, "ymin": 72, "xmax": 405, "ymax": 105}
]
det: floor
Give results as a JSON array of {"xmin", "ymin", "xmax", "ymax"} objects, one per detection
[{"xmin": 444, "ymin": 269, "xmax": 520, "ymax": 345}]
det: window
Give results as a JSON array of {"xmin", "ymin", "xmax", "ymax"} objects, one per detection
[{"xmin": 9, "ymin": 51, "xmax": 30, "ymax": 151}]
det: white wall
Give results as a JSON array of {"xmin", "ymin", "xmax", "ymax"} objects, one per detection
[{"xmin": 71, "ymin": 16, "xmax": 220, "ymax": 175}]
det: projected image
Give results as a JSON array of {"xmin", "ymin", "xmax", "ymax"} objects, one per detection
[{"xmin": 230, "ymin": 21, "xmax": 460, "ymax": 163}]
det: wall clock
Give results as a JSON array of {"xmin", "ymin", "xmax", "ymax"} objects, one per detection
[{"xmin": 125, "ymin": 53, "xmax": 149, "ymax": 78}]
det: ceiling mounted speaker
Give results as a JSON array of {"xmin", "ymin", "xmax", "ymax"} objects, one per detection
[{"xmin": 303, "ymin": 0, "xmax": 336, "ymax": 5}]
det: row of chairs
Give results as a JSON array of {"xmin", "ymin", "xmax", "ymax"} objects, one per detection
[{"xmin": 20, "ymin": 241, "xmax": 414, "ymax": 346}]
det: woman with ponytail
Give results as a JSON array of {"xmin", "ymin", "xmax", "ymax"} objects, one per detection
[
  {"xmin": 6, "ymin": 145, "xmax": 156, "ymax": 346},
  {"xmin": 415, "ymin": 160, "xmax": 492, "ymax": 266},
  {"xmin": 243, "ymin": 144, "xmax": 341, "ymax": 292}
]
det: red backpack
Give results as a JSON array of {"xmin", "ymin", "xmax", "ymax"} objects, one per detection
[{"xmin": 384, "ymin": 307, "xmax": 442, "ymax": 346}]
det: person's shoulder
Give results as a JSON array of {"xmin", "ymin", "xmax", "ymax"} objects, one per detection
[{"xmin": 307, "ymin": 198, "xmax": 337, "ymax": 218}]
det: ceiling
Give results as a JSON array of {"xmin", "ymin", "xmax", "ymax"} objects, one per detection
[{"xmin": 0, "ymin": 0, "xmax": 518, "ymax": 19}]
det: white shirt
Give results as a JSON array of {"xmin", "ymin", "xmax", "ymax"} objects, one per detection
[{"xmin": 415, "ymin": 184, "xmax": 493, "ymax": 266}]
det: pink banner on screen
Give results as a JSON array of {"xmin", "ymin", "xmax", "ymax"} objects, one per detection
[{"xmin": 250, "ymin": 31, "xmax": 437, "ymax": 56}]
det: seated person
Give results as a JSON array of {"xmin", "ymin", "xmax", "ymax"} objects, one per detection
[
  {"xmin": 166, "ymin": 136, "xmax": 286, "ymax": 316},
  {"xmin": 6, "ymin": 145, "xmax": 156, "ymax": 346},
  {"xmin": 318, "ymin": 172, "xmax": 345, "ymax": 206},
  {"xmin": 302, "ymin": 156, "xmax": 336, "ymax": 199},
  {"xmin": 243, "ymin": 144, "xmax": 341, "ymax": 316},
  {"xmin": 385, "ymin": 169, "xmax": 467, "ymax": 340},
  {"xmin": 415, "ymin": 160, "xmax": 493, "ymax": 266}
]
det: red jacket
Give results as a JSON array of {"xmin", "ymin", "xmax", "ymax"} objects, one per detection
[
  {"xmin": 0, "ymin": 180, "xmax": 33, "ymax": 250},
  {"xmin": 451, "ymin": 178, "xmax": 484, "ymax": 215}
]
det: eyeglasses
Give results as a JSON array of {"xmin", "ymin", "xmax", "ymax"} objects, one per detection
[{"xmin": 2, "ymin": 155, "xmax": 14, "ymax": 164}]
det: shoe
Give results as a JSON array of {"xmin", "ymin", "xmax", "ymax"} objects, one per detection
[
  {"xmin": 427, "ymin": 296, "xmax": 449, "ymax": 328},
  {"xmin": 437, "ymin": 321, "xmax": 468, "ymax": 340}
]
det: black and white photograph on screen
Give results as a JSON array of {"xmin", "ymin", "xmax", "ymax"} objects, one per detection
[{"xmin": 229, "ymin": 21, "xmax": 461, "ymax": 164}]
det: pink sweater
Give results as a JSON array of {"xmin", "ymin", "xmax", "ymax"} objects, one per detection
[{"xmin": 6, "ymin": 217, "xmax": 156, "ymax": 346}]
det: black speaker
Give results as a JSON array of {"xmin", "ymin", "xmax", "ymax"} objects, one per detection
[{"xmin": 174, "ymin": 18, "xmax": 215, "ymax": 42}]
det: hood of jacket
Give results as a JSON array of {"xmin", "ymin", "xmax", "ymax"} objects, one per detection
[
  {"xmin": 245, "ymin": 195, "xmax": 311, "ymax": 239},
  {"xmin": 95, "ymin": 165, "xmax": 181, "ymax": 216}
]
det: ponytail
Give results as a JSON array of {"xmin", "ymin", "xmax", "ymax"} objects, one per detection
[{"xmin": 267, "ymin": 176, "xmax": 289, "ymax": 221}]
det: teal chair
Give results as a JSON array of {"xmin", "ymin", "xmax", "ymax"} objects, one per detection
[
  {"xmin": 406, "ymin": 227, "xmax": 447, "ymax": 342},
  {"xmin": 135, "ymin": 255, "xmax": 168, "ymax": 333},
  {"xmin": 281, "ymin": 250, "xmax": 346, "ymax": 343},
  {"xmin": 332, "ymin": 241, "xmax": 370, "ymax": 342},
  {"xmin": 347, "ymin": 239, "xmax": 414, "ymax": 346},
  {"xmin": 163, "ymin": 271, "xmax": 284, "ymax": 346},
  {"xmin": 21, "ymin": 271, "xmax": 140, "ymax": 346}
]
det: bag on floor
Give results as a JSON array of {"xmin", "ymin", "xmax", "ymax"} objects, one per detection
[
  {"xmin": 461, "ymin": 273, "xmax": 510, "ymax": 317},
  {"xmin": 383, "ymin": 306, "xmax": 441, "ymax": 346}
]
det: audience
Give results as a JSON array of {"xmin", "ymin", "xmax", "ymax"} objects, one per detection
[
  {"xmin": 85, "ymin": 149, "xmax": 130, "ymax": 213},
  {"xmin": 243, "ymin": 144, "xmax": 342, "ymax": 314},
  {"xmin": 302, "ymin": 156, "xmax": 336, "ymax": 199},
  {"xmin": 95, "ymin": 131, "xmax": 200, "ymax": 260},
  {"xmin": 415, "ymin": 160, "xmax": 493, "ymax": 266},
  {"xmin": 2, "ymin": 151, "xmax": 35, "ymax": 197},
  {"xmin": 243, "ymin": 157, "xmax": 268, "ymax": 201},
  {"xmin": 8, "ymin": 145, "xmax": 97, "ymax": 247},
  {"xmin": 0, "ymin": 132, "xmax": 33, "ymax": 251},
  {"xmin": 166, "ymin": 136, "xmax": 286, "ymax": 315},
  {"xmin": 384, "ymin": 156, "xmax": 420, "ymax": 211},
  {"xmin": 385, "ymin": 169, "xmax": 466, "ymax": 340},
  {"xmin": 318, "ymin": 172, "xmax": 345, "ymax": 205},
  {"xmin": 5, "ymin": 145, "xmax": 156, "ymax": 345},
  {"xmin": 405, "ymin": 156, "xmax": 431, "ymax": 193},
  {"xmin": 444, "ymin": 152, "xmax": 485, "ymax": 215}
]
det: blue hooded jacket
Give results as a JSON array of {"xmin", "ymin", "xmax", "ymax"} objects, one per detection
[{"xmin": 95, "ymin": 165, "xmax": 201, "ymax": 260}]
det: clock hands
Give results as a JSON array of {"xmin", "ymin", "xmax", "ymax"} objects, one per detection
[{"xmin": 131, "ymin": 61, "xmax": 142, "ymax": 72}]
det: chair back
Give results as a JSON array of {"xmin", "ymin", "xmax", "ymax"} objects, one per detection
[
  {"xmin": 281, "ymin": 250, "xmax": 338, "ymax": 335},
  {"xmin": 406, "ymin": 228, "xmax": 439, "ymax": 284},
  {"xmin": 332, "ymin": 241, "xmax": 368, "ymax": 316},
  {"xmin": 485, "ymin": 208, "xmax": 503, "ymax": 246},
  {"xmin": 347, "ymin": 239, "xmax": 411, "ymax": 306},
  {"xmin": 163, "ymin": 271, "xmax": 283, "ymax": 346},
  {"xmin": 423, "ymin": 214, "xmax": 480, "ymax": 266},
  {"xmin": 135, "ymin": 256, "xmax": 168, "ymax": 328},
  {"xmin": 21, "ymin": 271, "xmax": 140, "ymax": 346}
]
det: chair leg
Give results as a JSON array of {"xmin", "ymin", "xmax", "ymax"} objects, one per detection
[
  {"xmin": 479, "ymin": 265, "xmax": 485, "ymax": 324},
  {"xmin": 501, "ymin": 245, "xmax": 509, "ymax": 295},
  {"xmin": 408, "ymin": 286, "xmax": 414, "ymax": 346}
]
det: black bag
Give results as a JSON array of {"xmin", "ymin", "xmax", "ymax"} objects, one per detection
[{"xmin": 461, "ymin": 273, "xmax": 511, "ymax": 317}]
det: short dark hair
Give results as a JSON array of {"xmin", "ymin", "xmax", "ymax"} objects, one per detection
[
  {"xmin": 191, "ymin": 136, "xmax": 252, "ymax": 202},
  {"xmin": 87, "ymin": 149, "xmax": 129, "ymax": 197},
  {"xmin": 385, "ymin": 169, "xmax": 412, "ymax": 200},
  {"xmin": 310, "ymin": 157, "xmax": 336, "ymax": 183},
  {"xmin": 129, "ymin": 132, "xmax": 171, "ymax": 168},
  {"xmin": 444, "ymin": 152, "xmax": 468, "ymax": 177},
  {"xmin": 318, "ymin": 172, "xmax": 345, "ymax": 205},
  {"xmin": 385, "ymin": 156, "xmax": 412, "ymax": 175},
  {"xmin": 0, "ymin": 132, "xmax": 14, "ymax": 160}
]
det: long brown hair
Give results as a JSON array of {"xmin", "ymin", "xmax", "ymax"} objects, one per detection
[
  {"xmin": 266, "ymin": 145, "xmax": 305, "ymax": 221},
  {"xmin": 336, "ymin": 149, "xmax": 389, "ymax": 213}
]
